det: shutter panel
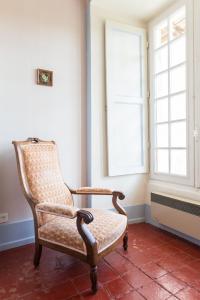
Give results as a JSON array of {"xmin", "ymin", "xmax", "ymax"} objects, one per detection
[{"xmin": 105, "ymin": 21, "xmax": 148, "ymax": 176}]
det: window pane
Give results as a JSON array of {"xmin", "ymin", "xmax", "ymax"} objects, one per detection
[
  {"xmin": 171, "ymin": 149, "xmax": 187, "ymax": 176},
  {"xmin": 155, "ymin": 46, "xmax": 168, "ymax": 73},
  {"xmin": 156, "ymin": 149, "xmax": 169, "ymax": 173},
  {"xmin": 170, "ymin": 93, "xmax": 186, "ymax": 120},
  {"xmin": 170, "ymin": 6, "xmax": 185, "ymax": 40},
  {"xmin": 170, "ymin": 36, "xmax": 186, "ymax": 67},
  {"xmin": 170, "ymin": 121, "xmax": 186, "ymax": 147},
  {"xmin": 170, "ymin": 64, "xmax": 186, "ymax": 94},
  {"xmin": 156, "ymin": 124, "xmax": 168, "ymax": 147},
  {"xmin": 156, "ymin": 98, "xmax": 168, "ymax": 122},
  {"xmin": 155, "ymin": 72, "xmax": 168, "ymax": 98},
  {"xmin": 154, "ymin": 20, "xmax": 168, "ymax": 49}
]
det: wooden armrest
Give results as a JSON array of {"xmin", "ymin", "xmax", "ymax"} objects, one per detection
[
  {"xmin": 36, "ymin": 203, "xmax": 78, "ymax": 219},
  {"xmin": 71, "ymin": 186, "xmax": 115, "ymax": 196}
]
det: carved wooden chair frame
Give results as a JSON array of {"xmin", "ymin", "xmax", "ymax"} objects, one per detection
[{"xmin": 13, "ymin": 138, "xmax": 128, "ymax": 293}]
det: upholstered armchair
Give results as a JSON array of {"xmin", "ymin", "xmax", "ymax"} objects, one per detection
[{"xmin": 13, "ymin": 138, "xmax": 128, "ymax": 293}]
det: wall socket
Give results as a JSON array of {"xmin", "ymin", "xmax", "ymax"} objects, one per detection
[{"xmin": 0, "ymin": 213, "xmax": 8, "ymax": 224}]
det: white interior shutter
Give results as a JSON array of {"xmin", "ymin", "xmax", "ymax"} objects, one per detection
[{"xmin": 105, "ymin": 21, "xmax": 148, "ymax": 176}]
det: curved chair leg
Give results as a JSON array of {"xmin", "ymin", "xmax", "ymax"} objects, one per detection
[
  {"xmin": 123, "ymin": 232, "xmax": 128, "ymax": 251},
  {"xmin": 90, "ymin": 265, "xmax": 98, "ymax": 293},
  {"xmin": 34, "ymin": 243, "xmax": 42, "ymax": 267}
]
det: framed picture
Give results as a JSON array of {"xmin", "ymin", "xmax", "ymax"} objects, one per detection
[{"xmin": 36, "ymin": 69, "xmax": 53, "ymax": 86}]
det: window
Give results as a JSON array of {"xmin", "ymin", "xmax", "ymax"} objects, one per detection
[{"xmin": 149, "ymin": 1, "xmax": 194, "ymax": 185}]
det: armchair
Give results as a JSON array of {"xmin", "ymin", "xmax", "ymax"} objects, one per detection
[{"xmin": 12, "ymin": 138, "xmax": 128, "ymax": 293}]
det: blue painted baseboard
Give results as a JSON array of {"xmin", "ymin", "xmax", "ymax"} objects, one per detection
[
  {"xmin": 0, "ymin": 219, "xmax": 34, "ymax": 251},
  {"xmin": 145, "ymin": 204, "xmax": 200, "ymax": 247},
  {"xmin": 123, "ymin": 204, "xmax": 145, "ymax": 224}
]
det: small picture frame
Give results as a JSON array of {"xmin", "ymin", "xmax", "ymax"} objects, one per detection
[{"xmin": 36, "ymin": 69, "xmax": 53, "ymax": 86}]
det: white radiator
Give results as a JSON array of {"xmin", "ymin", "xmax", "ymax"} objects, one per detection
[{"xmin": 151, "ymin": 192, "xmax": 200, "ymax": 239}]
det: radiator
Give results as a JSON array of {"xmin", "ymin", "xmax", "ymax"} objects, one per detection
[{"xmin": 151, "ymin": 192, "xmax": 200, "ymax": 239}]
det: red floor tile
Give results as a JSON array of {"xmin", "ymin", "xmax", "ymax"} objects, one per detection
[
  {"xmin": 138, "ymin": 281, "xmax": 171, "ymax": 300},
  {"xmin": 72, "ymin": 273, "xmax": 91, "ymax": 293},
  {"xmin": 118, "ymin": 290, "xmax": 145, "ymax": 299},
  {"xmin": 68, "ymin": 296, "xmax": 83, "ymax": 300},
  {"xmin": 172, "ymin": 265, "xmax": 200, "ymax": 288},
  {"xmin": 81, "ymin": 288, "xmax": 111, "ymax": 299},
  {"xmin": 20, "ymin": 280, "xmax": 77, "ymax": 300},
  {"xmin": 125, "ymin": 250, "xmax": 154, "ymax": 267},
  {"xmin": 122, "ymin": 267, "xmax": 153, "ymax": 289},
  {"xmin": 184, "ymin": 245, "xmax": 200, "ymax": 259},
  {"xmin": 175, "ymin": 286, "xmax": 200, "ymax": 299},
  {"xmin": 158, "ymin": 252, "xmax": 194, "ymax": 272},
  {"xmin": 104, "ymin": 277, "xmax": 132, "ymax": 299},
  {"xmin": 98, "ymin": 261, "xmax": 119, "ymax": 284},
  {"xmin": 140, "ymin": 262, "xmax": 168, "ymax": 279},
  {"xmin": 104, "ymin": 251, "xmax": 134, "ymax": 274},
  {"xmin": 157, "ymin": 273, "xmax": 186, "ymax": 294}
]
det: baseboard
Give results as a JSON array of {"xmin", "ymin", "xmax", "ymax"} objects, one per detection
[
  {"xmin": 0, "ymin": 236, "xmax": 35, "ymax": 252},
  {"xmin": 128, "ymin": 217, "xmax": 145, "ymax": 224},
  {"xmin": 0, "ymin": 218, "xmax": 34, "ymax": 252}
]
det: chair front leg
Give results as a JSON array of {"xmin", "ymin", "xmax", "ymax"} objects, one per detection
[{"xmin": 76, "ymin": 210, "xmax": 98, "ymax": 293}]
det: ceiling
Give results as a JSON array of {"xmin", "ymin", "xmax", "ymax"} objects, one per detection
[{"xmin": 92, "ymin": 0, "xmax": 176, "ymax": 22}]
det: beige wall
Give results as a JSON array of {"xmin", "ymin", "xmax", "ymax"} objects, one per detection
[
  {"xmin": 0, "ymin": 0, "xmax": 87, "ymax": 222},
  {"xmin": 90, "ymin": 5, "xmax": 148, "ymax": 208}
]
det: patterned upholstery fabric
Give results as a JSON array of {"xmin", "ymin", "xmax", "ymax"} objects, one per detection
[
  {"xmin": 38, "ymin": 209, "xmax": 127, "ymax": 254},
  {"xmin": 36, "ymin": 202, "xmax": 78, "ymax": 218},
  {"xmin": 22, "ymin": 143, "xmax": 73, "ymax": 206}
]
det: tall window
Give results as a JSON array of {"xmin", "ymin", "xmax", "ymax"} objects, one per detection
[{"xmin": 149, "ymin": 2, "xmax": 194, "ymax": 185}]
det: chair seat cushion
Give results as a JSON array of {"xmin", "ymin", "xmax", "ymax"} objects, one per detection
[{"xmin": 38, "ymin": 209, "xmax": 127, "ymax": 254}]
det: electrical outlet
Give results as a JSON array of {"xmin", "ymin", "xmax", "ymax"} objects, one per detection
[{"xmin": 0, "ymin": 213, "xmax": 8, "ymax": 224}]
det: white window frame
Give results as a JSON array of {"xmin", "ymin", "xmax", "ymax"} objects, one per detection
[{"xmin": 149, "ymin": 0, "xmax": 195, "ymax": 186}]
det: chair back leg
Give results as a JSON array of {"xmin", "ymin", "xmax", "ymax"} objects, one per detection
[
  {"xmin": 34, "ymin": 243, "xmax": 42, "ymax": 267},
  {"xmin": 123, "ymin": 232, "xmax": 128, "ymax": 251}
]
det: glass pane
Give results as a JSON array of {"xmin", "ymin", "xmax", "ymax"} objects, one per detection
[
  {"xmin": 170, "ymin": 93, "xmax": 186, "ymax": 120},
  {"xmin": 156, "ymin": 124, "xmax": 168, "ymax": 147},
  {"xmin": 170, "ymin": 64, "xmax": 186, "ymax": 94},
  {"xmin": 170, "ymin": 36, "xmax": 186, "ymax": 67},
  {"xmin": 155, "ymin": 46, "xmax": 168, "ymax": 73},
  {"xmin": 156, "ymin": 98, "xmax": 168, "ymax": 122},
  {"xmin": 170, "ymin": 121, "xmax": 186, "ymax": 147},
  {"xmin": 155, "ymin": 72, "xmax": 168, "ymax": 98},
  {"xmin": 154, "ymin": 20, "xmax": 168, "ymax": 49},
  {"xmin": 156, "ymin": 149, "xmax": 169, "ymax": 173},
  {"xmin": 170, "ymin": 6, "xmax": 185, "ymax": 41},
  {"xmin": 171, "ymin": 149, "xmax": 187, "ymax": 176}
]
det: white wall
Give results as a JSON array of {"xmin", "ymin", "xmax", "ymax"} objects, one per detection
[
  {"xmin": 90, "ymin": 5, "xmax": 148, "ymax": 209},
  {"xmin": 0, "ymin": 0, "xmax": 87, "ymax": 222}
]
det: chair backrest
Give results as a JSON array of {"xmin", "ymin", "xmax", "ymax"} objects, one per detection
[{"xmin": 13, "ymin": 138, "xmax": 73, "ymax": 207}]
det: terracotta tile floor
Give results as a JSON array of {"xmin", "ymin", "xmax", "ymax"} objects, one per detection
[{"xmin": 1, "ymin": 223, "xmax": 200, "ymax": 299}]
